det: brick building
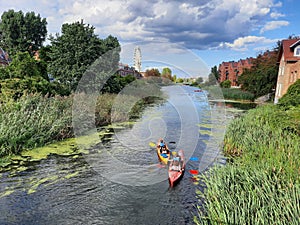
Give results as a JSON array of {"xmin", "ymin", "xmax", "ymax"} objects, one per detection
[
  {"xmin": 274, "ymin": 38, "xmax": 300, "ymax": 103},
  {"xmin": 218, "ymin": 57, "xmax": 253, "ymax": 86}
]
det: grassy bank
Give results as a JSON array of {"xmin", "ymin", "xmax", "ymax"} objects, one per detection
[
  {"xmin": 203, "ymin": 86, "xmax": 255, "ymax": 101},
  {"xmin": 0, "ymin": 90, "xmax": 162, "ymax": 159},
  {"xmin": 196, "ymin": 104, "xmax": 300, "ymax": 224}
]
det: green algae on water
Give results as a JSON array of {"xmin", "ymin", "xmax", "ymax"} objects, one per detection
[{"xmin": 27, "ymin": 175, "xmax": 59, "ymax": 194}]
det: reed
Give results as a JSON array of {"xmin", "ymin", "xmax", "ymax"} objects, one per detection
[
  {"xmin": 204, "ymin": 86, "xmax": 255, "ymax": 101},
  {"xmin": 196, "ymin": 104, "xmax": 300, "ymax": 224}
]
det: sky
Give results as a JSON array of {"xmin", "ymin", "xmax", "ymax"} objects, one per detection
[{"xmin": 0, "ymin": 0, "xmax": 299, "ymax": 77}]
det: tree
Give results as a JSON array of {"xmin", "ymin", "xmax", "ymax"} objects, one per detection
[
  {"xmin": 0, "ymin": 51, "xmax": 55, "ymax": 99},
  {"xmin": 0, "ymin": 10, "xmax": 47, "ymax": 56},
  {"xmin": 238, "ymin": 50, "xmax": 278, "ymax": 97},
  {"xmin": 220, "ymin": 80, "xmax": 231, "ymax": 88},
  {"xmin": 48, "ymin": 20, "xmax": 120, "ymax": 92},
  {"xmin": 204, "ymin": 66, "xmax": 219, "ymax": 86},
  {"xmin": 161, "ymin": 67, "xmax": 172, "ymax": 80},
  {"xmin": 144, "ymin": 68, "xmax": 161, "ymax": 77}
]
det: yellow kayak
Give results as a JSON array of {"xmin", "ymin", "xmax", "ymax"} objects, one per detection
[{"xmin": 156, "ymin": 145, "xmax": 171, "ymax": 164}]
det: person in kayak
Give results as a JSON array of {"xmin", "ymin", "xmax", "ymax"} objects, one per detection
[
  {"xmin": 170, "ymin": 153, "xmax": 182, "ymax": 171},
  {"xmin": 158, "ymin": 138, "xmax": 169, "ymax": 154}
]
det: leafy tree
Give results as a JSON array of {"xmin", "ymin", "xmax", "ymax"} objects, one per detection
[
  {"xmin": 161, "ymin": 67, "xmax": 172, "ymax": 80},
  {"xmin": 48, "ymin": 20, "xmax": 120, "ymax": 92},
  {"xmin": 176, "ymin": 78, "xmax": 184, "ymax": 83},
  {"xmin": 0, "ymin": 10, "xmax": 47, "ymax": 56},
  {"xmin": 204, "ymin": 66, "xmax": 219, "ymax": 86},
  {"xmin": 144, "ymin": 68, "xmax": 161, "ymax": 77},
  {"xmin": 0, "ymin": 51, "xmax": 53, "ymax": 99},
  {"xmin": 238, "ymin": 50, "xmax": 278, "ymax": 97},
  {"xmin": 220, "ymin": 80, "xmax": 231, "ymax": 88}
]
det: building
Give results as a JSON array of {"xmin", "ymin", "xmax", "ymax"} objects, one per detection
[
  {"xmin": 133, "ymin": 46, "xmax": 141, "ymax": 72},
  {"xmin": 218, "ymin": 58, "xmax": 253, "ymax": 86},
  {"xmin": 117, "ymin": 63, "xmax": 142, "ymax": 79},
  {"xmin": 274, "ymin": 38, "xmax": 300, "ymax": 103},
  {"xmin": 0, "ymin": 48, "xmax": 10, "ymax": 66}
]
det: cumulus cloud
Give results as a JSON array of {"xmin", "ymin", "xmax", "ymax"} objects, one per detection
[
  {"xmin": 260, "ymin": 20, "xmax": 289, "ymax": 33},
  {"xmin": 0, "ymin": 0, "xmax": 286, "ymax": 50},
  {"xmin": 270, "ymin": 12, "xmax": 285, "ymax": 19},
  {"xmin": 220, "ymin": 36, "xmax": 276, "ymax": 51}
]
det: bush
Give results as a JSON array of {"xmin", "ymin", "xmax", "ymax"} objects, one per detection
[
  {"xmin": 220, "ymin": 80, "xmax": 231, "ymax": 88},
  {"xmin": 279, "ymin": 79, "xmax": 300, "ymax": 109}
]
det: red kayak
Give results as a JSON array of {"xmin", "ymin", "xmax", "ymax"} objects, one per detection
[{"xmin": 168, "ymin": 149, "xmax": 185, "ymax": 187}]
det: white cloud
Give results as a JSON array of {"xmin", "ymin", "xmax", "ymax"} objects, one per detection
[
  {"xmin": 260, "ymin": 20, "xmax": 289, "ymax": 33},
  {"xmin": 0, "ymin": 0, "xmax": 287, "ymax": 50},
  {"xmin": 221, "ymin": 36, "xmax": 276, "ymax": 51},
  {"xmin": 270, "ymin": 12, "xmax": 285, "ymax": 18}
]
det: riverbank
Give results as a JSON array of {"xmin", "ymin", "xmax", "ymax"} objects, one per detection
[
  {"xmin": 196, "ymin": 104, "xmax": 300, "ymax": 224},
  {"xmin": 0, "ymin": 90, "xmax": 163, "ymax": 169}
]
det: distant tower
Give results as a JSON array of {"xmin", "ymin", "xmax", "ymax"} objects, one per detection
[{"xmin": 134, "ymin": 46, "xmax": 141, "ymax": 72}]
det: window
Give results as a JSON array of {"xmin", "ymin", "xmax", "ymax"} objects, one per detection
[
  {"xmin": 294, "ymin": 46, "xmax": 300, "ymax": 56},
  {"xmin": 290, "ymin": 72, "xmax": 294, "ymax": 82}
]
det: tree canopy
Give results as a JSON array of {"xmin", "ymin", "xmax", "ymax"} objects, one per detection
[
  {"xmin": 0, "ymin": 9, "xmax": 47, "ymax": 56},
  {"xmin": 238, "ymin": 50, "xmax": 278, "ymax": 97},
  {"xmin": 48, "ymin": 20, "xmax": 120, "ymax": 92}
]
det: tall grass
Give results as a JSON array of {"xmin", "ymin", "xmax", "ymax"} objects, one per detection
[
  {"xmin": 196, "ymin": 104, "xmax": 300, "ymax": 224},
  {"xmin": 203, "ymin": 86, "xmax": 255, "ymax": 101},
  {"xmin": 0, "ymin": 91, "xmax": 163, "ymax": 157},
  {"xmin": 0, "ymin": 94, "xmax": 73, "ymax": 157}
]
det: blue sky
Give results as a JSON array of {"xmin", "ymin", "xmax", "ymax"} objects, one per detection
[{"xmin": 0, "ymin": 0, "xmax": 299, "ymax": 77}]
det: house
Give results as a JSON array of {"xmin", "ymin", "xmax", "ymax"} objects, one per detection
[
  {"xmin": 274, "ymin": 38, "xmax": 300, "ymax": 103},
  {"xmin": 117, "ymin": 63, "xmax": 143, "ymax": 79},
  {"xmin": 218, "ymin": 58, "xmax": 253, "ymax": 86}
]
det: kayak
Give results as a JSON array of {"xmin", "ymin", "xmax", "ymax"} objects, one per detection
[
  {"xmin": 168, "ymin": 149, "xmax": 185, "ymax": 187},
  {"xmin": 156, "ymin": 145, "xmax": 171, "ymax": 165}
]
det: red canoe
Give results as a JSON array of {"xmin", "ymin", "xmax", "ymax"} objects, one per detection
[{"xmin": 168, "ymin": 149, "xmax": 185, "ymax": 187}]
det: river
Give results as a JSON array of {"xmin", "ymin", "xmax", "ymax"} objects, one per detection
[{"xmin": 0, "ymin": 85, "xmax": 248, "ymax": 225}]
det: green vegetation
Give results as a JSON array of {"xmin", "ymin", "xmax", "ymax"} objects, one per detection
[
  {"xmin": 204, "ymin": 86, "xmax": 255, "ymax": 101},
  {"xmin": 0, "ymin": 9, "xmax": 153, "ymax": 161},
  {"xmin": 196, "ymin": 88, "xmax": 300, "ymax": 223},
  {"xmin": 279, "ymin": 79, "xmax": 300, "ymax": 109},
  {"xmin": 238, "ymin": 50, "xmax": 279, "ymax": 98},
  {"xmin": 48, "ymin": 21, "xmax": 120, "ymax": 93},
  {"xmin": 0, "ymin": 10, "xmax": 47, "ymax": 56},
  {"xmin": 219, "ymin": 79, "xmax": 231, "ymax": 88}
]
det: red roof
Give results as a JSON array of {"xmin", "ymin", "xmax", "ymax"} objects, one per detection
[{"xmin": 278, "ymin": 38, "xmax": 300, "ymax": 62}]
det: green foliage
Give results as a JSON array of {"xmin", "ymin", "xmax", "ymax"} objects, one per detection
[
  {"xmin": 7, "ymin": 51, "xmax": 46, "ymax": 79},
  {"xmin": 176, "ymin": 78, "xmax": 184, "ymax": 83},
  {"xmin": 0, "ymin": 94, "xmax": 73, "ymax": 156},
  {"xmin": 0, "ymin": 51, "xmax": 63, "ymax": 100},
  {"xmin": 239, "ymin": 51, "xmax": 278, "ymax": 97},
  {"xmin": 101, "ymin": 74, "xmax": 136, "ymax": 93},
  {"xmin": 48, "ymin": 20, "xmax": 120, "ymax": 93},
  {"xmin": 196, "ymin": 104, "xmax": 300, "ymax": 224},
  {"xmin": 161, "ymin": 67, "xmax": 173, "ymax": 80},
  {"xmin": 204, "ymin": 86, "xmax": 255, "ymax": 101},
  {"xmin": 0, "ymin": 10, "xmax": 47, "ymax": 56},
  {"xmin": 204, "ymin": 66, "xmax": 219, "ymax": 86},
  {"xmin": 144, "ymin": 68, "xmax": 161, "ymax": 77},
  {"xmin": 279, "ymin": 79, "xmax": 300, "ymax": 109},
  {"xmin": 220, "ymin": 79, "xmax": 231, "ymax": 88}
]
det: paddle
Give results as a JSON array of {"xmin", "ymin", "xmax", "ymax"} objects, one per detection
[
  {"xmin": 189, "ymin": 169, "xmax": 199, "ymax": 175},
  {"xmin": 149, "ymin": 142, "xmax": 156, "ymax": 148},
  {"xmin": 190, "ymin": 157, "xmax": 199, "ymax": 161}
]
